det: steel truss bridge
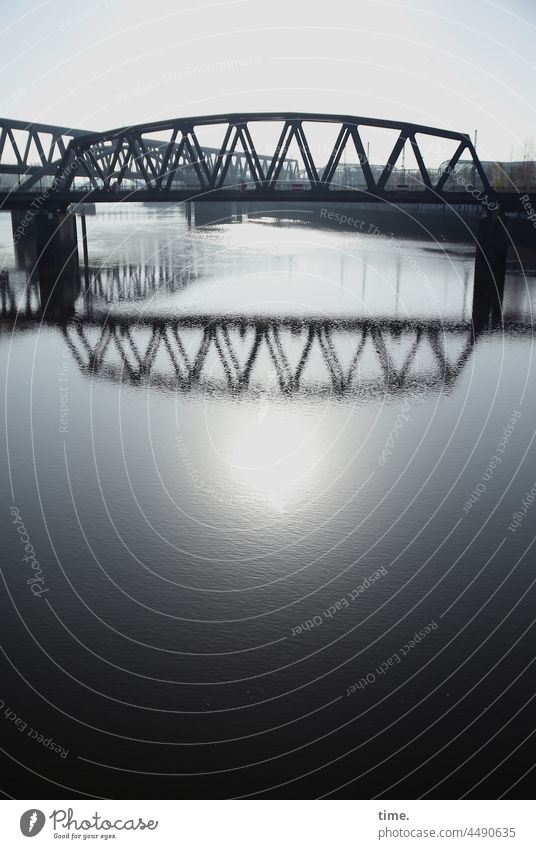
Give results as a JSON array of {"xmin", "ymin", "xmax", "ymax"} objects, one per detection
[
  {"xmin": 0, "ymin": 118, "xmax": 91, "ymax": 192},
  {"xmin": 0, "ymin": 114, "xmax": 297, "ymax": 203},
  {"xmin": 1, "ymin": 113, "xmax": 531, "ymax": 210}
]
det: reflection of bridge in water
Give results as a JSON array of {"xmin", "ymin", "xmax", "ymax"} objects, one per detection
[
  {"xmin": 0, "ymin": 267, "xmax": 527, "ymax": 400},
  {"xmin": 88, "ymin": 262, "xmax": 199, "ymax": 302},
  {"xmin": 62, "ymin": 315, "xmax": 478, "ymax": 398}
]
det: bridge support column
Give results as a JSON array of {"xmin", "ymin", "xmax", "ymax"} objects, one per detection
[
  {"xmin": 34, "ymin": 209, "xmax": 78, "ymax": 264},
  {"xmin": 11, "ymin": 209, "xmax": 38, "ymax": 267},
  {"xmin": 31, "ymin": 211, "xmax": 81, "ymax": 320},
  {"xmin": 193, "ymin": 201, "xmax": 236, "ymax": 227},
  {"xmin": 472, "ymin": 212, "xmax": 508, "ymax": 330}
]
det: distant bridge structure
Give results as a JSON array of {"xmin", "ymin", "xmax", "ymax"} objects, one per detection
[
  {"xmin": 0, "ymin": 115, "xmax": 299, "ymax": 200},
  {"xmin": 0, "ymin": 118, "xmax": 93, "ymax": 192}
]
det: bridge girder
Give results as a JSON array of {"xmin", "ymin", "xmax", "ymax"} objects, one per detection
[
  {"xmin": 3, "ymin": 112, "xmax": 535, "ymax": 206},
  {"xmin": 0, "ymin": 117, "xmax": 298, "ymax": 193},
  {"xmin": 0, "ymin": 118, "xmax": 94, "ymax": 191},
  {"xmin": 50, "ymin": 112, "xmax": 492, "ymax": 201}
]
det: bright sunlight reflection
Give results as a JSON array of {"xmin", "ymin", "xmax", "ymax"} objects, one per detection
[{"xmin": 223, "ymin": 402, "xmax": 322, "ymax": 514}]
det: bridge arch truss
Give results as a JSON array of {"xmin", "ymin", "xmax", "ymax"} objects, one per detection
[{"xmin": 53, "ymin": 112, "xmax": 492, "ymax": 201}]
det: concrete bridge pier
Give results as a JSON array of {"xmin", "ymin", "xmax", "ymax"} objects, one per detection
[
  {"xmin": 29, "ymin": 210, "xmax": 81, "ymax": 320},
  {"xmin": 193, "ymin": 201, "xmax": 237, "ymax": 227},
  {"xmin": 12, "ymin": 208, "xmax": 79, "ymax": 265},
  {"xmin": 11, "ymin": 209, "xmax": 39, "ymax": 267},
  {"xmin": 472, "ymin": 212, "xmax": 508, "ymax": 330}
]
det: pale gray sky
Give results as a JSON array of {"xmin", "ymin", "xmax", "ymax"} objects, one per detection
[{"xmin": 0, "ymin": 0, "xmax": 535, "ymax": 163}]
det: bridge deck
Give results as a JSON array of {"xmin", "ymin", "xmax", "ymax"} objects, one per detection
[
  {"xmin": 2, "ymin": 113, "xmax": 533, "ymax": 210},
  {"xmin": 1, "ymin": 189, "xmax": 531, "ymax": 211}
]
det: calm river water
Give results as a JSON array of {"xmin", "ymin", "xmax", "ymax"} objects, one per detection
[{"xmin": 1, "ymin": 203, "xmax": 535, "ymax": 799}]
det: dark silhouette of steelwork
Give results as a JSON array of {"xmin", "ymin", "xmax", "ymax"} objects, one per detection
[
  {"xmin": 0, "ymin": 118, "xmax": 92, "ymax": 191},
  {"xmin": 88, "ymin": 262, "xmax": 198, "ymax": 302},
  {"xmin": 51, "ymin": 112, "xmax": 493, "ymax": 204},
  {"xmin": 0, "ymin": 117, "xmax": 298, "ymax": 205},
  {"xmin": 0, "ymin": 266, "xmax": 528, "ymax": 398},
  {"xmin": 60, "ymin": 315, "xmax": 477, "ymax": 398},
  {"xmin": 1, "ymin": 114, "xmax": 534, "ymax": 211},
  {"xmin": 0, "ymin": 117, "xmax": 298, "ymax": 199}
]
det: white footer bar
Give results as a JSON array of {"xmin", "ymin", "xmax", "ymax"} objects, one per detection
[{"xmin": 2, "ymin": 800, "xmax": 533, "ymax": 847}]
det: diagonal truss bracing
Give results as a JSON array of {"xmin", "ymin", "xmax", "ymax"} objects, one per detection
[
  {"xmin": 62, "ymin": 316, "xmax": 476, "ymax": 398},
  {"xmin": 50, "ymin": 112, "xmax": 491, "ymax": 199}
]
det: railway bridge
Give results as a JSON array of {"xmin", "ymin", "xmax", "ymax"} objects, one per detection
[{"xmin": 1, "ymin": 112, "xmax": 532, "ymax": 295}]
